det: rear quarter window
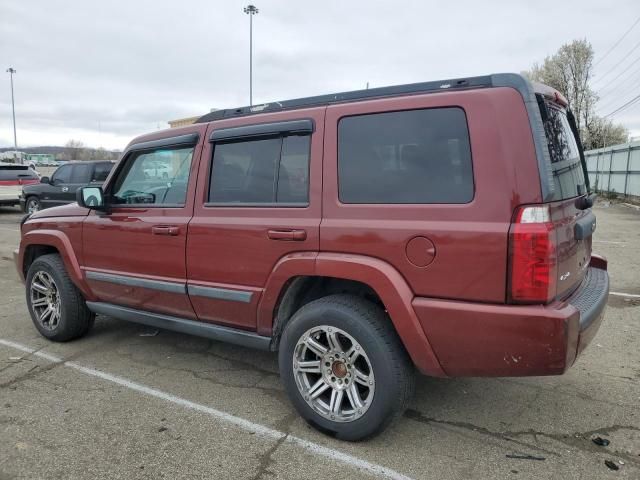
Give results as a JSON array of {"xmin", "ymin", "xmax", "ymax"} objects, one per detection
[{"xmin": 338, "ymin": 107, "xmax": 474, "ymax": 204}]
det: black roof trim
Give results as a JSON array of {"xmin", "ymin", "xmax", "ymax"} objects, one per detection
[
  {"xmin": 128, "ymin": 133, "xmax": 199, "ymax": 153},
  {"xmin": 210, "ymin": 119, "xmax": 314, "ymax": 142},
  {"xmin": 196, "ymin": 75, "xmax": 494, "ymax": 123},
  {"xmin": 491, "ymin": 73, "xmax": 555, "ymax": 201},
  {"xmin": 59, "ymin": 160, "xmax": 116, "ymax": 165}
]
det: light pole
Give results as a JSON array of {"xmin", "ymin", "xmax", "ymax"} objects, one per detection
[
  {"xmin": 244, "ymin": 4, "xmax": 259, "ymax": 106},
  {"xmin": 6, "ymin": 67, "xmax": 18, "ymax": 160}
]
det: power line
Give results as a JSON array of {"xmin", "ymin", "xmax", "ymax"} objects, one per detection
[
  {"xmin": 595, "ymin": 53, "xmax": 640, "ymax": 92},
  {"xmin": 599, "ymin": 87, "xmax": 640, "ymax": 115},
  {"xmin": 594, "ymin": 15, "xmax": 640, "ymax": 67},
  {"xmin": 597, "ymin": 66, "xmax": 640, "ymax": 108},
  {"xmin": 597, "ymin": 62, "xmax": 640, "ymax": 99},
  {"xmin": 593, "ymin": 39, "xmax": 640, "ymax": 86},
  {"xmin": 603, "ymin": 92, "xmax": 640, "ymax": 118}
]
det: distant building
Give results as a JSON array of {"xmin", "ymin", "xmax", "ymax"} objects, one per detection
[
  {"xmin": 168, "ymin": 109, "xmax": 217, "ymax": 128},
  {"xmin": 0, "ymin": 150, "xmax": 24, "ymax": 162},
  {"xmin": 25, "ymin": 153, "xmax": 55, "ymax": 164},
  {"xmin": 167, "ymin": 116, "xmax": 200, "ymax": 128}
]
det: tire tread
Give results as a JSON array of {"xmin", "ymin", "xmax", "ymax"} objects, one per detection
[
  {"xmin": 279, "ymin": 293, "xmax": 415, "ymax": 441},
  {"xmin": 26, "ymin": 253, "xmax": 94, "ymax": 342}
]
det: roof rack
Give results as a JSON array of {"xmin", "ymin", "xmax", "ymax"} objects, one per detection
[{"xmin": 196, "ymin": 74, "xmax": 494, "ymax": 123}]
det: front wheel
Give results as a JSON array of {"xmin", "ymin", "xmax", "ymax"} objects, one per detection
[
  {"xmin": 279, "ymin": 294, "xmax": 415, "ymax": 441},
  {"xmin": 26, "ymin": 254, "xmax": 95, "ymax": 342},
  {"xmin": 26, "ymin": 196, "xmax": 41, "ymax": 213}
]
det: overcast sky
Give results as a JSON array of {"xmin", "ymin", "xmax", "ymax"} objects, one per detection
[{"xmin": 1, "ymin": 0, "xmax": 639, "ymax": 150}]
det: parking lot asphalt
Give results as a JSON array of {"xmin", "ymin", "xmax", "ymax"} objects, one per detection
[{"xmin": 0, "ymin": 202, "xmax": 638, "ymax": 480}]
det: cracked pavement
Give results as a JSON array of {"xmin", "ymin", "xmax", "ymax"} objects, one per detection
[{"xmin": 0, "ymin": 202, "xmax": 639, "ymax": 479}]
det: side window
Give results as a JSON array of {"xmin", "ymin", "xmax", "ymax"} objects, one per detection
[
  {"xmin": 209, "ymin": 134, "xmax": 311, "ymax": 205},
  {"xmin": 52, "ymin": 164, "xmax": 72, "ymax": 185},
  {"xmin": 92, "ymin": 163, "xmax": 113, "ymax": 182},
  {"xmin": 278, "ymin": 135, "xmax": 310, "ymax": 203},
  {"xmin": 111, "ymin": 146, "xmax": 194, "ymax": 206},
  {"xmin": 338, "ymin": 107, "xmax": 474, "ymax": 204},
  {"xmin": 70, "ymin": 164, "xmax": 92, "ymax": 183}
]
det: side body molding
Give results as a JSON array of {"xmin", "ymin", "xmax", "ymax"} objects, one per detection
[
  {"xmin": 257, "ymin": 252, "xmax": 446, "ymax": 377},
  {"xmin": 18, "ymin": 229, "xmax": 96, "ymax": 301}
]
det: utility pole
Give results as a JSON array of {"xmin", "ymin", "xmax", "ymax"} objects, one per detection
[
  {"xmin": 6, "ymin": 67, "xmax": 17, "ymax": 161},
  {"xmin": 244, "ymin": 5, "xmax": 259, "ymax": 106}
]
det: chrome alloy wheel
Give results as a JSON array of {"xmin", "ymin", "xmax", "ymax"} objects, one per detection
[
  {"xmin": 30, "ymin": 271, "xmax": 61, "ymax": 330},
  {"xmin": 293, "ymin": 325, "xmax": 375, "ymax": 423},
  {"xmin": 27, "ymin": 198, "xmax": 40, "ymax": 213}
]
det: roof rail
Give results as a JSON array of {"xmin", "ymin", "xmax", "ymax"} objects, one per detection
[{"xmin": 196, "ymin": 74, "xmax": 495, "ymax": 123}]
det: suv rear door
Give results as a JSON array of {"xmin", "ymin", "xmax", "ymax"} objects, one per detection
[
  {"xmin": 60, "ymin": 163, "xmax": 93, "ymax": 202},
  {"xmin": 186, "ymin": 109, "xmax": 324, "ymax": 331}
]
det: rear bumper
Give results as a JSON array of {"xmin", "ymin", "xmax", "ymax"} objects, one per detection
[
  {"xmin": 0, "ymin": 197, "xmax": 19, "ymax": 206},
  {"xmin": 413, "ymin": 256, "xmax": 609, "ymax": 377}
]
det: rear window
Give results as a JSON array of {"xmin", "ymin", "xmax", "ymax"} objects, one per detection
[
  {"xmin": 0, "ymin": 165, "xmax": 39, "ymax": 181},
  {"xmin": 541, "ymin": 104, "xmax": 586, "ymax": 200},
  {"xmin": 338, "ymin": 107, "xmax": 474, "ymax": 204}
]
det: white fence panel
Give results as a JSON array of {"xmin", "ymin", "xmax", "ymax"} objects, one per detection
[{"xmin": 585, "ymin": 141, "xmax": 640, "ymax": 197}]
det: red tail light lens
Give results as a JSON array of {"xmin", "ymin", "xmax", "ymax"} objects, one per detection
[{"xmin": 508, "ymin": 206, "xmax": 557, "ymax": 304}]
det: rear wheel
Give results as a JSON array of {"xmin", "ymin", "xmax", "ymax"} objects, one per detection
[
  {"xmin": 26, "ymin": 254, "xmax": 94, "ymax": 342},
  {"xmin": 279, "ymin": 294, "xmax": 415, "ymax": 441}
]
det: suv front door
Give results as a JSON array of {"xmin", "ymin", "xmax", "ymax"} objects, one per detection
[
  {"xmin": 81, "ymin": 129, "xmax": 206, "ymax": 318},
  {"xmin": 186, "ymin": 110, "xmax": 324, "ymax": 331},
  {"xmin": 39, "ymin": 164, "xmax": 72, "ymax": 208},
  {"xmin": 41, "ymin": 163, "xmax": 94, "ymax": 207}
]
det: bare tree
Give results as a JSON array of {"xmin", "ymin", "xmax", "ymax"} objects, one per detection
[
  {"xmin": 526, "ymin": 39, "xmax": 596, "ymax": 132},
  {"xmin": 583, "ymin": 116, "xmax": 628, "ymax": 150},
  {"xmin": 64, "ymin": 139, "xmax": 86, "ymax": 160},
  {"xmin": 525, "ymin": 39, "xmax": 627, "ymax": 150}
]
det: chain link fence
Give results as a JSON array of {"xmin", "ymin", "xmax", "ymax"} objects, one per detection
[{"xmin": 585, "ymin": 140, "xmax": 640, "ymax": 197}]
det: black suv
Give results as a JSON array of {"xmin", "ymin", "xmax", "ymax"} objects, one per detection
[{"xmin": 20, "ymin": 161, "xmax": 115, "ymax": 213}]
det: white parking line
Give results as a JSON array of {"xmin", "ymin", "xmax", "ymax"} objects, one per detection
[
  {"xmin": 610, "ymin": 291, "xmax": 640, "ymax": 299},
  {"xmin": 0, "ymin": 226, "xmax": 19, "ymax": 232},
  {"xmin": 592, "ymin": 240, "xmax": 626, "ymax": 245},
  {"xmin": 0, "ymin": 338, "xmax": 413, "ymax": 480}
]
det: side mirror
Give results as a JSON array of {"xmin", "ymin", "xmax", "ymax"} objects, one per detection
[
  {"xmin": 77, "ymin": 186, "xmax": 106, "ymax": 210},
  {"xmin": 40, "ymin": 176, "xmax": 50, "ymax": 184}
]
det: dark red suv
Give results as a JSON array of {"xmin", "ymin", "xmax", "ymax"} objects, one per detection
[{"xmin": 15, "ymin": 73, "xmax": 609, "ymax": 440}]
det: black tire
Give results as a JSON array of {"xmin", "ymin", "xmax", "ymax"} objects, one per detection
[
  {"xmin": 25, "ymin": 253, "xmax": 95, "ymax": 342},
  {"xmin": 278, "ymin": 294, "xmax": 415, "ymax": 441},
  {"xmin": 26, "ymin": 196, "xmax": 41, "ymax": 214}
]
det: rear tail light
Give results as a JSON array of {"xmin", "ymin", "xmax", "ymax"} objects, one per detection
[{"xmin": 508, "ymin": 205, "xmax": 557, "ymax": 304}]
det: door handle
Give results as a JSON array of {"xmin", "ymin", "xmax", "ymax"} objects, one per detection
[
  {"xmin": 152, "ymin": 225, "xmax": 180, "ymax": 236},
  {"xmin": 267, "ymin": 229, "xmax": 307, "ymax": 241}
]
